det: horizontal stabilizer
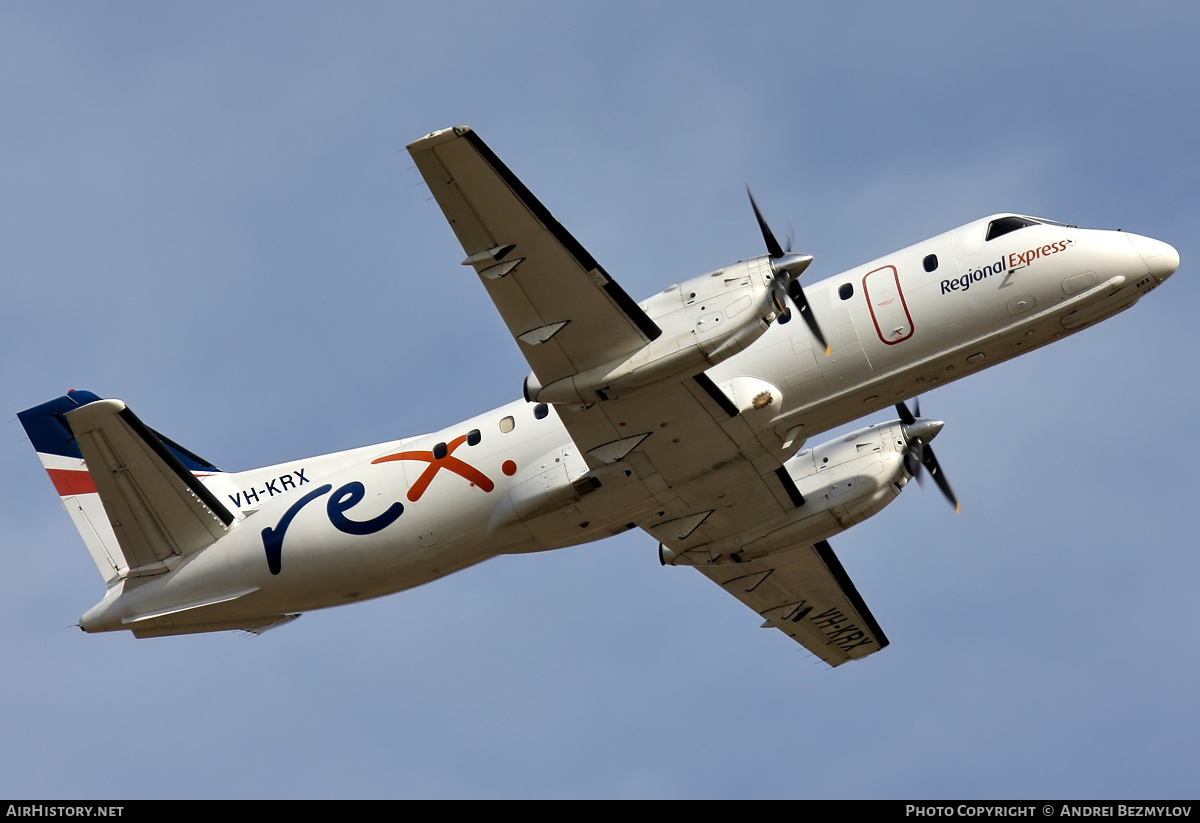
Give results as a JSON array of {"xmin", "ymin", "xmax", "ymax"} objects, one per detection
[
  {"xmin": 130, "ymin": 613, "xmax": 302, "ymax": 639},
  {"xmin": 65, "ymin": 399, "xmax": 233, "ymax": 578},
  {"xmin": 120, "ymin": 586, "xmax": 260, "ymax": 625}
]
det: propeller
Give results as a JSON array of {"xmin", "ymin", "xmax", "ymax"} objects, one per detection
[
  {"xmin": 746, "ymin": 187, "xmax": 830, "ymax": 355},
  {"xmin": 895, "ymin": 399, "xmax": 960, "ymax": 513}
]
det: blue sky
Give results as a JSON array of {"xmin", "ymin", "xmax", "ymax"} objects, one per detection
[{"xmin": 2, "ymin": 2, "xmax": 1197, "ymax": 799}]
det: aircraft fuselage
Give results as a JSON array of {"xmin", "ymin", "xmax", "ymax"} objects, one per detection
[{"xmin": 73, "ymin": 215, "xmax": 1178, "ymax": 636}]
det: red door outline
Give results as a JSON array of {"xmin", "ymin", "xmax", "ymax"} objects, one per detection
[{"xmin": 862, "ymin": 265, "xmax": 915, "ymax": 345}]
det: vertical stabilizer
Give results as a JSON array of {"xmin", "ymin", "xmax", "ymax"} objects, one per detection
[{"xmin": 18, "ymin": 390, "xmax": 231, "ymax": 584}]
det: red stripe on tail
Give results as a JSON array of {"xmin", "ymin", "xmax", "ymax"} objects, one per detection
[{"xmin": 47, "ymin": 469, "xmax": 97, "ymax": 496}]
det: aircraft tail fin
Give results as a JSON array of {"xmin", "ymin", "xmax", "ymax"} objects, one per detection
[{"xmin": 18, "ymin": 390, "xmax": 233, "ymax": 584}]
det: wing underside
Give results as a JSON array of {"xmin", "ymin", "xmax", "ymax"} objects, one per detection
[{"xmin": 694, "ymin": 540, "xmax": 889, "ymax": 666}]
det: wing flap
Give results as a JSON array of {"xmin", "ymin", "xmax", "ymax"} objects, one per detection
[
  {"xmin": 695, "ymin": 540, "xmax": 889, "ymax": 666},
  {"xmin": 408, "ymin": 126, "xmax": 660, "ymax": 388},
  {"xmin": 65, "ymin": 400, "xmax": 233, "ymax": 576}
]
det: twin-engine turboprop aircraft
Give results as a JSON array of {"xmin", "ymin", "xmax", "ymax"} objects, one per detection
[{"xmin": 18, "ymin": 126, "xmax": 1179, "ymax": 666}]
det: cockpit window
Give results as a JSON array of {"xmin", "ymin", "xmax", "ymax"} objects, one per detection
[{"xmin": 986, "ymin": 216, "xmax": 1040, "ymax": 241}]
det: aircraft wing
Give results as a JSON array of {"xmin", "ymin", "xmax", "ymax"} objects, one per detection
[
  {"xmin": 407, "ymin": 126, "xmax": 661, "ymax": 393},
  {"xmin": 411, "ymin": 126, "xmax": 887, "ymax": 665},
  {"xmin": 694, "ymin": 540, "xmax": 889, "ymax": 666},
  {"xmin": 550, "ymin": 381, "xmax": 892, "ymax": 665}
]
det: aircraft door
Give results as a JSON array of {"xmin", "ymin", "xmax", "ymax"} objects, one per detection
[{"xmin": 862, "ymin": 265, "xmax": 914, "ymax": 344}]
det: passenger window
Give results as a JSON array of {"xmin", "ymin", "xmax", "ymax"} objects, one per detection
[
  {"xmin": 986, "ymin": 216, "xmax": 1039, "ymax": 241},
  {"xmin": 499, "ymin": 416, "xmax": 515, "ymax": 433},
  {"xmin": 433, "ymin": 442, "xmax": 448, "ymax": 459},
  {"xmin": 467, "ymin": 429, "xmax": 481, "ymax": 446},
  {"xmin": 923, "ymin": 254, "xmax": 938, "ymax": 272},
  {"xmin": 838, "ymin": 283, "xmax": 854, "ymax": 300},
  {"xmin": 534, "ymin": 403, "xmax": 549, "ymax": 420}
]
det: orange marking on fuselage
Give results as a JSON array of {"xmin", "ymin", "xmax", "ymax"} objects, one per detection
[{"xmin": 372, "ymin": 433, "xmax": 495, "ymax": 502}]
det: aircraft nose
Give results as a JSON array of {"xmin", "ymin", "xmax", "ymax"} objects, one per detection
[{"xmin": 1128, "ymin": 233, "xmax": 1180, "ymax": 282}]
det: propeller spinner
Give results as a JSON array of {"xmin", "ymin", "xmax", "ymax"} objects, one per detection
[{"xmin": 746, "ymin": 187, "xmax": 830, "ymax": 355}]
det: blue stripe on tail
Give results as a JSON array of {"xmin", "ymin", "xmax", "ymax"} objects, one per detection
[
  {"xmin": 17, "ymin": 390, "xmax": 222, "ymax": 472},
  {"xmin": 16, "ymin": 390, "xmax": 102, "ymax": 460}
]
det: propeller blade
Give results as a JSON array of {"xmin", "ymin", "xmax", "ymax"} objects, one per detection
[
  {"xmin": 747, "ymin": 188, "xmax": 829, "ymax": 354},
  {"xmin": 913, "ymin": 438, "xmax": 928, "ymax": 488},
  {"xmin": 746, "ymin": 187, "xmax": 785, "ymax": 259},
  {"xmin": 897, "ymin": 398, "xmax": 960, "ymax": 512},
  {"xmin": 903, "ymin": 439, "xmax": 922, "ymax": 478},
  {"xmin": 788, "ymin": 279, "xmax": 830, "ymax": 356},
  {"xmin": 772, "ymin": 284, "xmax": 792, "ymax": 324},
  {"xmin": 769, "ymin": 278, "xmax": 792, "ymax": 324},
  {"xmin": 922, "ymin": 444, "xmax": 960, "ymax": 513}
]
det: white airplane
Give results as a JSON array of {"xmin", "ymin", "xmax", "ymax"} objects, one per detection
[{"xmin": 18, "ymin": 126, "xmax": 1179, "ymax": 666}]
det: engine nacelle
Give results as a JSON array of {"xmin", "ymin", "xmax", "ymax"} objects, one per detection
[
  {"xmin": 524, "ymin": 258, "xmax": 782, "ymax": 404},
  {"xmin": 662, "ymin": 420, "xmax": 913, "ymax": 566}
]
